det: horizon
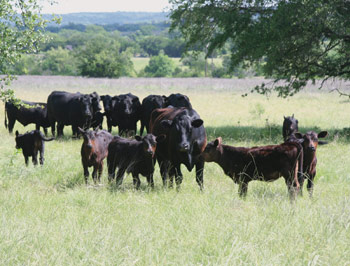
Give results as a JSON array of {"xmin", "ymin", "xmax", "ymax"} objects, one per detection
[{"xmin": 40, "ymin": 0, "xmax": 170, "ymax": 14}]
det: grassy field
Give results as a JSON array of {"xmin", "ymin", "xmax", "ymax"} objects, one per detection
[
  {"xmin": 132, "ymin": 57, "xmax": 222, "ymax": 73},
  {"xmin": 1, "ymin": 76, "xmax": 350, "ymax": 265}
]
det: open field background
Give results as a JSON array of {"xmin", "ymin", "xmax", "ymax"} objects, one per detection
[{"xmin": 1, "ymin": 76, "xmax": 350, "ymax": 265}]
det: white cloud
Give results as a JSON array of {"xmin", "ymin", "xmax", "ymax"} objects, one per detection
[{"xmin": 41, "ymin": 0, "xmax": 170, "ymax": 14}]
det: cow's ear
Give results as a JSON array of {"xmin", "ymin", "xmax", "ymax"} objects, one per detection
[
  {"xmin": 283, "ymin": 115, "xmax": 286, "ymax": 119},
  {"xmin": 318, "ymin": 131, "xmax": 328, "ymax": 138},
  {"xmin": 78, "ymin": 127, "xmax": 85, "ymax": 134},
  {"xmin": 292, "ymin": 114, "xmax": 294, "ymax": 118},
  {"xmin": 214, "ymin": 137, "xmax": 222, "ymax": 147},
  {"xmin": 135, "ymin": 135, "xmax": 142, "ymax": 141},
  {"xmin": 100, "ymin": 95, "xmax": 105, "ymax": 101},
  {"xmin": 294, "ymin": 132, "xmax": 303, "ymax": 139},
  {"xmin": 192, "ymin": 119, "xmax": 203, "ymax": 128},
  {"xmin": 15, "ymin": 130, "xmax": 19, "ymax": 137},
  {"xmin": 156, "ymin": 134, "xmax": 166, "ymax": 143},
  {"xmin": 160, "ymin": 120, "xmax": 173, "ymax": 128},
  {"xmin": 296, "ymin": 119, "xmax": 298, "ymax": 124}
]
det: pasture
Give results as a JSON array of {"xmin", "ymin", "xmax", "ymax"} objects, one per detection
[{"xmin": 1, "ymin": 76, "xmax": 350, "ymax": 265}]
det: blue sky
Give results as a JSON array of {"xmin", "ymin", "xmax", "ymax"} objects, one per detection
[{"xmin": 41, "ymin": 0, "xmax": 170, "ymax": 13}]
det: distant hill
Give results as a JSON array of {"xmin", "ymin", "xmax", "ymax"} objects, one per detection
[{"xmin": 44, "ymin": 12, "xmax": 169, "ymax": 25}]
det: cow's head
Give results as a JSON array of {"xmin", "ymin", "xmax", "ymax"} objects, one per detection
[
  {"xmin": 135, "ymin": 134, "xmax": 166, "ymax": 158},
  {"xmin": 89, "ymin": 92, "xmax": 101, "ymax": 113},
  {"xmin": 78, "ymin": 127, "xmax": 98, "ymax": 151},
  {"xmin": 294, "ymin": 131, "xmax": 328, "ymax": 153},
  {"xmin": 113, "ymin": 94, "xmax": 141, "ymax": 116},
  {"xmin": 160, "ymin": 115, "xmax": 203, "ymax": 153},
  {"xmin": 78, "ymin": 94, "xmax": 93, "ymax": 119},
  {"xmin": 166, "ymin": 93, "xmax": 192, "ymax": 108},
  {"xmin": 15, "ymin": 130, "xmax": 24, "ymax": 149},
  {"xmin": 201, "ymin": 137, "xmax": 222, "ymax": 162},
  {"xmin": 101, "ymin": 95, "xmax": 114, "ymax": 114},
  {"xmin": 283, "ymin": 114, "xmax": 299, "ymax": 140}
]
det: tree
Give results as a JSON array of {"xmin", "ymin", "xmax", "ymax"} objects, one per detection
[
  {"xmin": 76, "ymin": 38, "xmax": 134, "ymax": 78},
  {"xmin": 144, "ymin": 52, "xmax": 175, "ymax": 77},
  {"xmin": 0, "ymin": 0, "xmax": 58, "ymax": 102},
  {"xmin": 170, "ymin": 0, "xmax": 350, "ymax": 97},
  {"xmin": 42, "ymin": 47, "xmax": 79, "ymax": 76}
]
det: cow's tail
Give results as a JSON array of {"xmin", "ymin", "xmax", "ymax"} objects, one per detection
[
  {"xmin": 43, "ymin": 137, "xmax": 54, "ymax": 142},
  {"xmin": 39, "ymin": 131, "xmax": 54, "ymax": 141},
  {"xmin": 4, "ymin": 104, "xmax": 8, "ymax": 129}
]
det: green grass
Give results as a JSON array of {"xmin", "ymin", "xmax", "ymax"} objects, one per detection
[{"xmin": 1, "ymin": 76, "xmax": 350, "ymax": 265}]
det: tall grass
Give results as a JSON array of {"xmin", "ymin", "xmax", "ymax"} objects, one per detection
[{"xmin": 1, "ymin": 76, "xmax": 350, "ymax": 265}]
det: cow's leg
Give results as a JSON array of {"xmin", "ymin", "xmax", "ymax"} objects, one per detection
[
  {"xmin": 168, "ymin": 166, "xmax": 176, "ymax": 188},
  {"xmin": 97, "ymin": 162, "xmax": 103, "ymax": 183},
  {"xmin": 92, "ymin": 165, "xmax": 98, "ymax": 184},
  {"xmin": 140, "ymin": 123, "xmax": 144, "ymax": 136},
  {"xmin": 83, "ymin": 163, "xmax": 89, "ymax": 184},
  {"xmin": 8, "ymin": 119, "xmax": 15, "ymax": 134},
  {"xmin": 50, "ymin": 121, "xmax": 55, "ymax": 137},
  {"xmin": 195, "ymin": 160, "xmax": 205, "ymax": 191},
  {"xmin": 284, "ymin": 173, "xmax": 297, "ymax": 201},
  {"xmin": 238, "ymin": 180, "xmax": 248, "ymax": 198},
  {"xmin": 115, "ymin": 168, "xmax": 126, "ymax": 187},
  {"xmin": 107, "ymin": 159, "xmax": 116, "ymax": 182},
  {"xmin": 174, "ymin": 165, "xmax": 183, "ymax": 190},
  {"xmin": 32, "ymin": 152, "xmax": 38, "ymax": 166},
  {"xmin": 132, "ymin": 173, "xmax": 141, "ymax": 189},
  {"xmin": 146, "ymin": 173, "xmax": 154, "ymax": 189},
  {"xmin": 24, "ymin": 155, "xmax": 29, "ymax": 166},
  {"xmin": 57, "ymin": 123, "xmax": 64, "ymax": 137},
  {"xmin": 36, "ymin": 124, "xmax": 40, "ymax": 131},
  {"xmin": 43, "ymin": 127, "xmax": 48, "ymax": 136},
  {"xmin": 107, "ymin": 118, "xmax": 112, "ymax": 133},
  {"xmin": 72, "ymin": 125, "xmax": 78, "ymax": 137},
  {"xmin": 307, "ymin": 172, "xmax": 316, "ymax": 198},
  {"xmin": 158, "ymin": 159, "xmax": 168, "ymax": 187},
  {"xmin": 39, "ymin": 144, "xmax": 45, "ymax": 165}
]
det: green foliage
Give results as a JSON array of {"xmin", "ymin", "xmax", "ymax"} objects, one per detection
[
  {"xmin": 144, "ymin": 52, "xmax": 175, "ymax": 77},
  {"xmin": 0, "ymin": 0, "xmax": 58, "ymax": 102},
  {"xmin": 42, "ymin": 47, "xmax": 78, "ymax": 76},
  {"xmin": 76, "ymin": 38, "xmax": 134, "ymax": 78},
  {"xmin": 170, "ymin": 0, "xmax": 350, "ymax": 97}
]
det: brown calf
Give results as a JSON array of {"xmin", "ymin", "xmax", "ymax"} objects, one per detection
[
  {"xmin": 292, "ymin": 131, "xmax": 328, "ymax": 197},
  {"xmin": 201, "ymin": 137, "xmax": 304, "ymax": 199},
  {"xmin": 79, "ymin": 127, "xmax": 113, "ymax": 184},
  {"xmin": 107, "ymin": 134, "xmax": 165, "ymax": 189}
]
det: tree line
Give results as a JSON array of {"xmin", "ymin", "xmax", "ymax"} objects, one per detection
[{"xmin": 6, "ymin": 22, "xmax": 262, "ymax": 78}]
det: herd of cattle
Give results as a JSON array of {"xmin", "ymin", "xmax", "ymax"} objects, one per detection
[{"xmin": 5, "ymin": 91, "xmax": 328, "ymax": 199}]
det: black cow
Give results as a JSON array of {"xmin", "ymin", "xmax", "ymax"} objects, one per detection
[
  {"xmin": 90, "ymin": 111, "xmax": 104, "ymax": 130},
  {"xmin": 79, "ymin": 127, "xmax": 113, "ymax": 184},
  {"xmin": 140, "ymin": 95, "xmax": 167, "ymax": 135},
  {"xmin": 15, "ymin": 130, "xmax": 54, "ymax": 166},
  {"xmin": 289, "ymin": 130, "xmax": 328, "ymax": 197},
  {"xmin": 100, "ymin": 95, "xmax": 115, "ymax": 132},
  {"xmin": 165, "ymin": 93, "xmax": 192, "ymax": 108},
  {"xmin": 150, "ymin": 107, "xmax": 207, "ymax": 190},
  {"xmin": 47, "ymin": 91, "xmax": 95, "ymax": 137},
  {"xmin": 110, "ymin": 93, "xmax": 142, "ymax": 136},
  {"xmin": 201, "ymin": 137, "xmax": 304, "ymax": 199},
  {"xmin": 107, "ymin": 134, "xmax": 165, "ymax": 189},
  {"xmin": 5, "ymin": 100, "xmax": 50, "ymax": 135},
  {"xmin": 283, "ymin": 114, "xmax": 299, "ymax": 141}
]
